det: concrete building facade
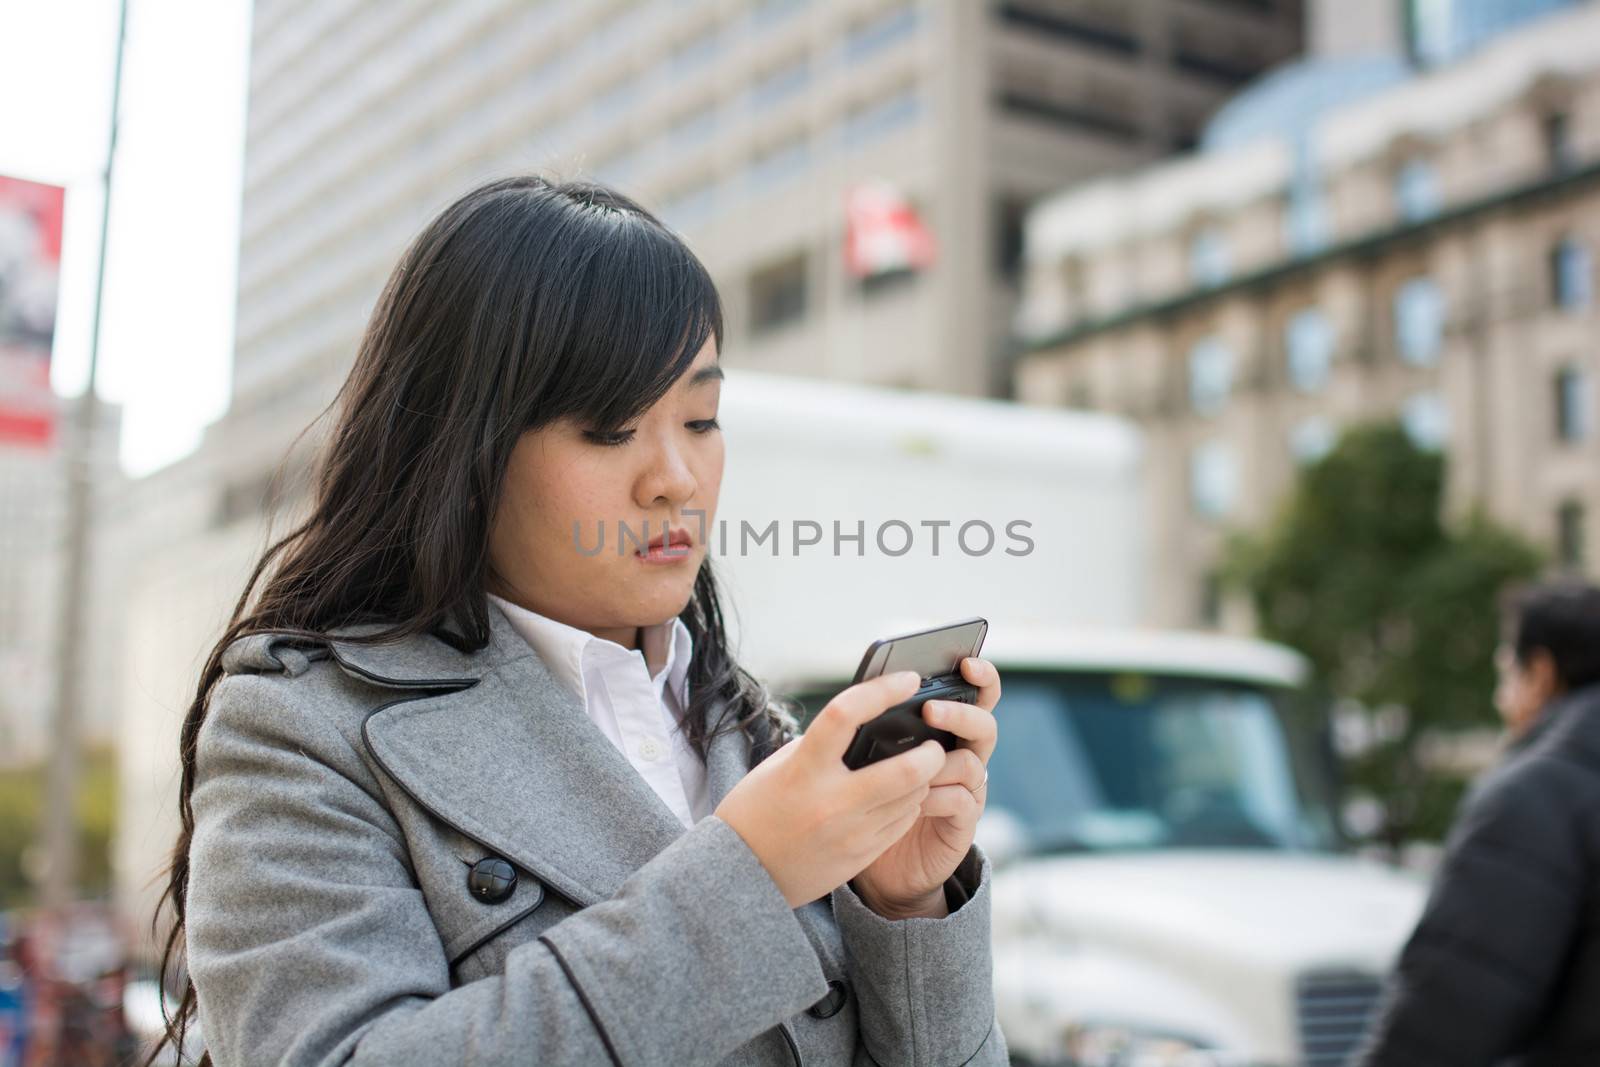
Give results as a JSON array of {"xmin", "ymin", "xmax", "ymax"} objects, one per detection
[
  {"xmin": 231, "ymin": 0, "xmax": 1304, "ymax": 422},
  {"xmin": 1013, "ymin": 1, "xmax": 1600, "ymax": 630}
]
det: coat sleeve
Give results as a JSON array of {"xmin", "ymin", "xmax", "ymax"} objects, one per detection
[
  {"xmin": 831, "ymin": 844, "xmax": 1009, "ymax": 1066},
  {"xmin": 1354, "ymin": 757, "xmax": 1588, "ymax": 1067},
  {"xmin": 185, "ymin": 673, "xmax": 832, "ymax": 1067}
]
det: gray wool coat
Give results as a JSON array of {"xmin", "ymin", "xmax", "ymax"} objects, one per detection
[{"xmin": 185, "ymin": 592, "xmax": 1008, "ymax": 1066}]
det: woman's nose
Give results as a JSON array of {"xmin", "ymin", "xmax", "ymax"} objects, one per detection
[{"xmin": 636, "ymin": 443, "xmax": 697, "ymax": 506}]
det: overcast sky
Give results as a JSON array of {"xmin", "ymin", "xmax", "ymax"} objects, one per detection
[{"xmin": 0, "ymin": 0, "xmax": 250, "ymax": 477}]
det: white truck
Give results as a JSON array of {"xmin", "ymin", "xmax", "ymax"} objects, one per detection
[{"xmin": 712, "ymin": 370, "xmax": 1428, "ymax": 1067}]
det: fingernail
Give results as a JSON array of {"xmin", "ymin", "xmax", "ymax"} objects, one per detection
[{"xmin": 898, "ymin": 670, "xmax": 920, "ymax": 684}]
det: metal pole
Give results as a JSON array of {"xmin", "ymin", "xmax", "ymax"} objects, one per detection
[{"xmin": 40, "ymin": 0, "xmax": 130, "ymax": 910}]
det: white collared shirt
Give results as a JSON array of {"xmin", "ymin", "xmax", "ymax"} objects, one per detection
[{"xmin": 486, "ymin": 592, "xmax": 711, "ymax": 830}]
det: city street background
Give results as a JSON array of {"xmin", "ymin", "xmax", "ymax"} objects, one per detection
[{"xmin": 1, "ymin": 1, "xmax": 1597, "ymax": 1064}]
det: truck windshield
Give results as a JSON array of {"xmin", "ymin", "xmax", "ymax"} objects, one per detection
[{"xmin": 980, "ymin": 671, "xmax": 1342, "ymax": 855}]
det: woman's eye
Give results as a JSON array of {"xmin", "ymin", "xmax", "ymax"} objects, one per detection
[
  {"xmin": 688, "ymin": 418, "xmax": 721, "ymax": 434},
  {"xmin": 583, "ymin": 429, "xmax": 634, "ymax": 447}
]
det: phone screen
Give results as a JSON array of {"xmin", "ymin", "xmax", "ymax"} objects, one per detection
[{"xmin": 853, "ymin": 617, "xmax": 988, "ymax": 684}]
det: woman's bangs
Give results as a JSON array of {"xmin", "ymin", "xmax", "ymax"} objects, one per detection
[{"xmin": 552, "ymin": 217, "xmax": 722, "ymax": 433}]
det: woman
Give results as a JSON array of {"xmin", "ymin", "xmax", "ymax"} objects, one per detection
[{"xmin": 148, "ymin": 175, "xmax": 1007, "ymax": 1066}]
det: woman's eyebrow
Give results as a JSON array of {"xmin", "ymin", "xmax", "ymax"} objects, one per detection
[{"xmin": 688, "ymin": 363, "xmax": 724, "ymax": 386}]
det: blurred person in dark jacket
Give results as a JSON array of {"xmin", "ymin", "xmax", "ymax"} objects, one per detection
[{"xmin": 1356, "ymin": 578, "xmax": 1600, "ymax": 1067}]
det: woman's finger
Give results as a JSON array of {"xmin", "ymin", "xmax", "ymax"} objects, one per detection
[
  {"xmin": 805, "ymin": 670, "xmax": 923, "ymax": 767},
  {"xmin": 847, "ymin": 738, "xmax": 945, "ymax": 807},
  {"xmin": 958, "ymin": 657, "xmax": 1002, "ymax": 712},
  {"xmin": 926, "ymin": 746, "xmax": 986, "ymax": 791},
  {"xmin": 922, "ymin": 698, "xmax": 998, "ymax": 762},
  {"xmin": 920, "ymin": 783, "xmax": 983, "ymax": 822}
]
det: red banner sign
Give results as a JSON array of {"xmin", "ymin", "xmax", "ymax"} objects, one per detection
[
  {"xmin": 843, "ymin": 179, "xmax": 937, "ymax": 280},
  {"xmin": 0, "ymin": 174, "xmax": 66, "ymax": 448}
]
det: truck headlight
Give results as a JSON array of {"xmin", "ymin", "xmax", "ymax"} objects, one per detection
[{"xmin": 1061, "ymin": 1022, "xmax": 1231, "ymax": 1067}]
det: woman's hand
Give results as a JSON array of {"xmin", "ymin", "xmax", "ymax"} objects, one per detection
[
  {"xmin": 849, "ymin": 657, "xmax": 1001, "ymax": 919},
  {"xmin": 715, "ymin": 670, "xmax": 948, "ymax": 909}
]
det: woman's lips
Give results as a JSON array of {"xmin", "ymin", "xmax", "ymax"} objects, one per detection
[{"xmin": 637, "ymin": 525, "xmax": 693, "ymax": 563}]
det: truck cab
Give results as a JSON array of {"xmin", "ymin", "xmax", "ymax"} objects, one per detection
[
  {"xmin": 708, "ymin": 369, "xmax": 1428, "ymax": 1065},
  {"xmin": 779, "ymin": 626, "xmax": 1427, "ymax": 1067}
]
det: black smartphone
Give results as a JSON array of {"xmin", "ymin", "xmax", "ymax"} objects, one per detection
[{"xmin": 840, "ymin": 617, "xmax": 989, "ymax": 770}]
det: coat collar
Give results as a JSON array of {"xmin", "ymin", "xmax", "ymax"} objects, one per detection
[{"xmin": 327, "ymin": 593, "xmax": 754, "ymax": 909}]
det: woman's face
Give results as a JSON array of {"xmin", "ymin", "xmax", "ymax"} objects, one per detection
[{"xmin": 487, "ymin": 338, "xmax": 724, "ymax": 649}]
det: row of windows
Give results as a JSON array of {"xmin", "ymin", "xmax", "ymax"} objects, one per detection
[
  {"xmin": 1183, "ymin": 278, "xmax": 1444, "ymax": 413},
  {"xmin": 597, "ymin": 68, "xmax": 923, "ymax": 189},
  {"xmin": 624, "ymin": 0, "xmax": 914, "ymax": 82},
  {"xmin": 1558, "ymin": 498, "xmax": 1587, "ymax": 571},
  {"xmin": 1184, "ymin": 219, "xmax": 1593, "ymax": 319},
  {"xmin": 585, "ymin": 0, "xmax": 920, "ymax": 181},
  {"xmin": 1180, "ymin": 244, "xmax": 1594, "ymax": 415},
  {"xmin": 651, "ymin": 83, "xmax": 924, "ymax": 226},
  {"xmin": 1184, "ymin": 366, "xmax": 1592, "ymax": 523},
  {"xmin": 1187, "ymin": 393, "xmax": 1450, "ymax": 519},
  {"xmin": 745, "ymin": 239, "xmax": 923, "ymax": 337},
  {"xmin": 1182, "ymin": 105, "xmax": 1583, "ymax": 282}
]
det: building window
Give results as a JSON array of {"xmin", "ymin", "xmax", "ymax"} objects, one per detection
[
  {"xmin": 1188, "ymin": 227, "xmax": 1230, "ymax": 288},
  {"xmin": 670, "ymin": 26, "xmax": 724, "ymax": 76},
  {"xmin": 749, "ymin": 251, "xmax": 809, "ymax": 335},
  {"xmin": 1557, "ymin": 500, "xmax": 1586, "ymax": 570},
  {"xmin": 1198, "ymin": 570, "xmax": 1222, "ymax": 627},
  {"xmin": 1059, "ymin": 255, "xmax": 1088, "ymax": 319},
  {"xmin": 842, "ymin": 2, "xmax": 919, "ymax": 63},
  {"xmin": 1395, "ymin": 158, "xmax": 1439, "ymax": 223},
  {"xmin": 750, "ymin": 0, "xmax": 809, "ymax": 30},
  {"xmin": 995, "ymin": 2, "xmax": 1139, "ymax": 56},
  {"xmin": 1402, "ymin": 392, "xmax": 1449, "ymax": 452},
  {"xmin": 749, "ymin": 54, "xmax": 811, "ymax": 110},
  {"xmin": 996, "ymin": 85, "xmax": 1142, "ymax": 142},
  {"xmin": 746, "ymin": 130, "xmax": 810, "ymax": 188},
  {"xmin": 1190, "ymin": 441, "xmax": 1238, "ymax": 519},
  {"xmin": 859, "ymin": 264, "xmax": 918, "ymax": 299},
  {"xmin": 1285, "ymin": 307, "xmax": 1333, "ymax": 393},
  {"xmin": 1286, "ymin": 184, "xmax": 1329, "ymax": 257},
  {"xmin": 838, "ymin": 84, "xmax": 922, "ymax": 149},
  {"xmin": 1551, "ymin": 237, "xmax": 1593, "ymax": 310},
  {"xmin": 1544, "ymin": 110, "xmax": 1576, "ymax": 173},
  {"xmin": 669, "ymin": 101, "xmax": 719, "ymax": 146},
  {"xmin": 1290, "ymin": 416, "xmax": 1337, "ymax": 465},
  {"xmin": 996, "ymin": 194, "xmax": 1029, "ymax": 283},
  {"xmin": 1555, "ymin": 366, "xmax": 1591, "ymax": 443},
  {"xmin": 659, "ymin": 177, "xmax": 719, "ymax": 229},
  {"xmin": 594, "ymin": 72, "xmax": 642, "ymax": 119},
  {"xmin": 1394, "ymin": 276, "xmax": 1444, "ymax": 366},
  {"xmin": 1187, "ymin": 335, "xmax": 1234, "ymax": 416},
  {"xmin": 591, "ymin": 142, "xmax": 641, "ymax": 186}
]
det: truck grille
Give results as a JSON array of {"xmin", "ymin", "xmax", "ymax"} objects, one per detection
[{"xmin": 1295, "ymin": 969, "xmax": 1382, "ymax": 1067}]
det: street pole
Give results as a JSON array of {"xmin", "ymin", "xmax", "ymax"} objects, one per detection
[{"xmin": 40, "ymin": 0, "xmax": 130, "ymax": 910}]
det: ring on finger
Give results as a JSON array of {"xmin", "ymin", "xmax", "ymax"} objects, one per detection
[{"xmin": 966, "ymin": 768, "xmax": 989, "ymax": 797}]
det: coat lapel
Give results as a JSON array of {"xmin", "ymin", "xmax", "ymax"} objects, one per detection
[{"xmin": 336, "ymin": 593, "xmax": 758, "ymax": 909}]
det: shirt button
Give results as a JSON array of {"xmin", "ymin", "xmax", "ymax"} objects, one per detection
[{"xmin": 638, "ymin": 738, "xmax": 664, "ymax": 762}]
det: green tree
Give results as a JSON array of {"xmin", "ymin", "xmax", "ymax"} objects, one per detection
[
  {"xmin": 1221, "ymin": 420, "xmax": 1544, "ymax": 849},
  {"xmin": 0, "ymin": 744, "xmax": 118, "ymax": 908}
]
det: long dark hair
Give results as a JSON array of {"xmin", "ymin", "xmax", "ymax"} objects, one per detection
[{"xmin": 145, "ymin": 174, "xmax": 799, "ymax": 1065}]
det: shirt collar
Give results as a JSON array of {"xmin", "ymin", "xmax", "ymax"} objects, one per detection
[{"xmin": 486, "ymin": 592, "xmax": 694, "ymax": 712}]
